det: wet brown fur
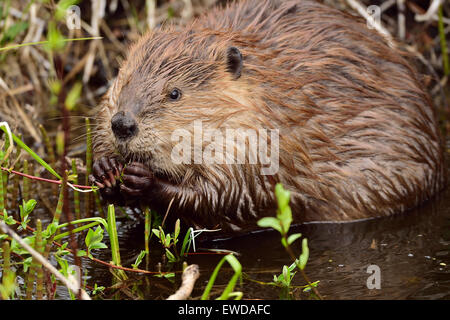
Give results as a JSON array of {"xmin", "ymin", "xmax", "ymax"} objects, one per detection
[{"xmin": 93, "ymin": 0, "xmax": 446, "ymax": 232}]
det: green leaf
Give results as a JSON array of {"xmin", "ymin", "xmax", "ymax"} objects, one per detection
[
  {"xmin": 132, "ymin": 250, "xmax": 146, "ymax": 269},
  {"xmin": 19, "ymin": 200, "xmax": 36, "ymax": 229},
  {"xmin": 85, "ymin": 228, "xmax": 93, "ymax": 247},
  {"xmin": 163, "ymin": 272, "xmax": 175, "ymax": 279},
  {"xmin": 19, "ymin": 204, "xmax": 24, "ymax": 220},
  {"xmin": 275, "ymin": 183, "xmax": 290, "ymax": 211},
  {"xmin": 56, "ymin": 256, "xmax": 69, "ymax": 275},
  {"xmin": 257, "ymin": 217, "xmax": 281, "ymax": 233},
  {"xmin": 180, "ymin": 228, "xmax": 192, "ymax": 257},
  {"xmin": 158, "ymin": 227, "xmax": 166, "ymax": 244},
  {"xmin": 45, "ymin": 21, "xmax": 65, "ymax": 52},
  {"xmin": 43, "ymin": 221, "xmax": 58, "ymax": 238},
  {"xmin": 92, "ymin": 284, "xmax": 105, "ymax": 295},
  {"xmin": 89, "ymin": 242, "xmax": 107, "ymax": 250},
  {"xmin": 278, "ymin": 206, "xmax": 292, "ymax": 233},
  {"xmin": 151, "ymin": 229, "xmax": 160, "ymax": 239},
  {"xmin": 86, "ymin": 226, "xmax": 104, "ymax": 250},
  {"xmin": 5, "ymin": 216, "xmax": 15, "ymax": 225},
  {"xmin": 287, "ymin": 233, "xmax": 302, "ymax": 245},
  {"xmin": 165, "ymin": 248, "xmax": 176, "ymax": 263},
  {"xmin": 77, "ymin": 250, "xmax": 87, "ymax": 257},
  {"xmin": 174, "ymin": 219, "xmax": 180, "ymax": 241},
  {"xmin": 0, "ymin": 126, "xmax": 61, "ymax": 180},
  {"xmin": 49, "ymin": 79, "xmax": 61, "ymax": 95},
  {"xmin": 303, "ymin": 280, "xmax": 320, "ymax": 292},
  {"xmin": 282, "ymin": 265, "xmax": 289, "ymax": 282},
  {"xmin": 165, "ymin": 234, "xmax": 172, "ymax": 248},
  {"xmin": 56, "ymin": 247, "xmax": 70, "ymax": 256},
  {"xmin": 24, "ymin": 199, "xmax": 37, "ymax": 215},
  {"xmin": 0, "ymin": 21, "xmax": 29, "ymax": 45},
  {"xmin": 65, "ymin": 82, "xmax": 82, "ymax": 111},
  {"xmin": 20, "ymin": 220, "xmax": 29, "ymax": 230},
  {"xmin": 23, "ymin": 257, "xmax": 33, "ymax": 273},
  {"xmin": 299, "ymin": 238, "xmax": 309, "ymax": 270}
]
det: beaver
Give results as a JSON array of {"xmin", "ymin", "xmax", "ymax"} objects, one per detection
[{"xmin": 90, "ymin": 0, "xmax": 446, "ymax": 233}]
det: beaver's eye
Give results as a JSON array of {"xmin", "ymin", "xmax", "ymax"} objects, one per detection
[{"xmin": 168, "ymin": 88, "xmax": 182, "ymax": 101}]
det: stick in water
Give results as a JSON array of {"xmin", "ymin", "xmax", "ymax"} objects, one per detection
[{"xmin": 167, "ymin": 264, "xmax": 200, "ymax": 300}]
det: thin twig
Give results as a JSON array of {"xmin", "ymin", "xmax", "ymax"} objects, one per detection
[
  {"xmin": 0, "ymin": 167, "xmax": 94, "ymax": 190},
  {"xmin": 415, "ymin": 0, "xmax": 444, "ymax": 22},
  {"xmin": 397, "ymin": 0, "xmax": 405, "ymax": 40},
  {"xmin": 345, "ymin": 0, "xmax": 395, "ymax": 48}
]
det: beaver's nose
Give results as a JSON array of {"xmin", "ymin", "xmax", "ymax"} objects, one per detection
[{"xmin": 111, "ymin": 111, "xmax": 138, "ymax": 141}]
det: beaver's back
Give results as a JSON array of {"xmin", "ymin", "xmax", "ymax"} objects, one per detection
[{"xmin": 195, "ymin": 0, "xmax": 446, "ymax": 221}]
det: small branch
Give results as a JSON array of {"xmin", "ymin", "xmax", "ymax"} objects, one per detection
[
  {"xmin": 146, "ymin": 0, "xmax": 157, "ymax": 30},
  {"xmin": 1, "ymin": 167, "xmax": 94, "ymax": 191},
  {"xmin": 397, "ymin": 0, "xmax": 405, "ymax": 40},
  {"xmin": 345, "ymin": 0, "xmax": 395, "ymax": 48},
  {"xmin": 167, "ymin": 264, "xmax": 200, "ymax": 300},
  {"xmin": 415, "ymin": 0, "xmax": 444, "ymax": 22}
]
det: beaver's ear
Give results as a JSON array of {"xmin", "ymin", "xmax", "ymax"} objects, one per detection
[{"xmin": 226, "ymin": 47, "xmax": 243, "ymax": 80}]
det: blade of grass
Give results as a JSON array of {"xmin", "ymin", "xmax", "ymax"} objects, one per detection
[
  {"xmin": 144, "ymin": 206, "xmax": 151, "ymax": 255},
  {"xmin": 438, "ymin": 4, "xmax": 449, "ymax": 76},
  {"xmin": 0, "ymin": 240, "xmax": 14, "ymax": 300},
  {"xmin": 201, "ymin": 254, "xmax": 242, "ymax": 300},
  {"xmin": 39, "ymin": 125, "xmax": 56, "ymax": 170},
  {"xmin": 106, "ymin": 204, "xmax": 127, "ymax": 280},
  {"xmin": 23, "ymin": 159, "xmax": 29, "ymax": 201},
  {"xmin": 85, "ymin": 117, "xmax": 93, "ymax": 216},
  {"xmin": 180, "ymin": 227, "xmax": 192, "ymax": 257},
  {"xmin": 107, "ymin": 205, "xmax": 120, "ymax": 265},
  {"xmin": 0, "ymin": 159, "xmax": 4, "ymax": 213},
  {"xmin": 71, "ymin": 159, "xmax": 81, "ymax": 220},
  {"xmin": 35, "ymin": 219, "xmax": 44, "ymax": 300},
  {"xmin": 0, "ymin": 37, "xmax": 103, "ymax": 52},
  {"xmin": 217, "ymin": 254, "xmax": 242, "ymax": 300},
  {"xmin": 54, "ymin": 221, "xmax": 101, "ymax": 241},
  {"xmin": 0, "ymin": 126, "xmax": 61, "ymax": 180}
]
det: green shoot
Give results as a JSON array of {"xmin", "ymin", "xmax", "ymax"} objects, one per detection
[
  {"xmin": 257, "ymin": 183, "xmax": 322, "ymax": 299},
  {"xmin": 201, "ymin": 253, "xmax": 243, "ymax": 300}
]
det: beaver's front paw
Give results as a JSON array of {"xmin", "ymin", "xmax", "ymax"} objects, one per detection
[
  {"xmin": 89, "ymin": 156, "xmax": 124, "ymax": 203},
  {"xmin": 89, "ymin": 156, "xmax": 123, "ymax": 188},
  {"xmin": 120, "ymin": 162, "xmax": 154, "ymax": 198}
]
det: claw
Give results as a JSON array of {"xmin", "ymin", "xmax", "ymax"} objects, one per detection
[{"xmin": 91, "ymin": 156, "xmax": 124, "ymax": 188}]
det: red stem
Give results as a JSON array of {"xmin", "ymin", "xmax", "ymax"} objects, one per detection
[{"xmin": 1, "ymin": 167, "xmax": 93, "ymax": 190}]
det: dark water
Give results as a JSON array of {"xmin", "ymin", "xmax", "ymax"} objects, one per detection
[{"xmin": 70, "ymin": 174, "xmax": 450, "ymax": 300}]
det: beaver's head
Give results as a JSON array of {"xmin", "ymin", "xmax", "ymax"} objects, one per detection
[{"xmin": 99, "ymin": 28, "xmax": 270, "ymax": 185}]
